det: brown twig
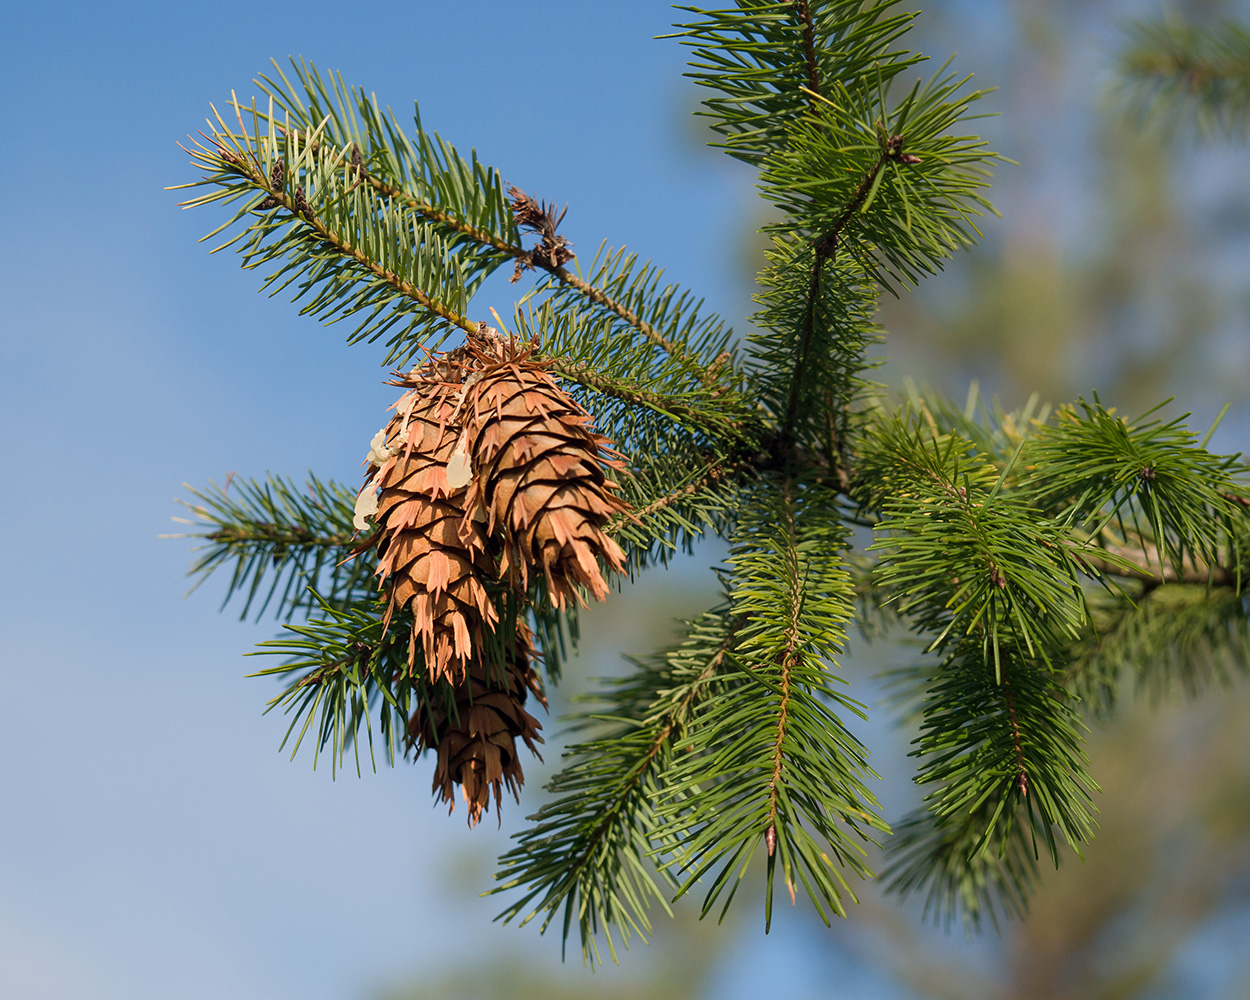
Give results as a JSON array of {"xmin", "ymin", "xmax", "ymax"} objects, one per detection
[
  {"xmin": 1001, "ymin": 672, "xmax": 1029, "ymax": 797},
  {"xmin": 353, "ymin": 160, "xmax": 683, "ymax": 357},
  {"xmin": 607, "ymin": 463, "xmax": 728, "ymax": 535},
  {"xmin": 793, "ymin": 1, "xmax": 823, "ymax": 108},
  {"xmin": 547, "ymin": 265, "xmax": 681, "ymax": 357},
  {"xmin": 780, "ymin": 153, "xmax": 889, "ymax": 450},
  {"xmin": 763, "ymin": 480, "xmax": 801, "ymax": 883}
]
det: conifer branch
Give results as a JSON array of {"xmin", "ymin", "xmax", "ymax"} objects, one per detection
[
  {"xmin": 1071, "ymin": 542, "xmax": 1240, "ymax": 590},
  {"xmin": 207, "ymin": 81, "xmax": 717, "ymax": 370},
  {"xmin": 1001, "ymin": 672, "xmax": 1029, "ymax": 796},
  {"xmin": 884, "ymin": 798, "xmax": 1042, "ymax": 931},
  {"xmin": 548, "ymin": 265, "xmax": 679, "ymax": 357},
  {"xmin": 608, "ymin": 461, "xmax": 728, "ymax": 533},
  {"xmin": 608, "ymin": 450, "xmax": 742, "ymax": 569},
  {"xmin": 558, "ymin": 618, "xmax": 742, "ymax": 888},
  {"xmin": 1066, "ymin": 584, "xmax": 1250, "ymax": 714},
  {"xmin": 493, "ymin": 609, "xmax": 746, "ymax": 964},
  {"xmin": 885, "ymin": 642, "xmax": 1097, "ymax": 928},
  {"xmin": 169, "ymin": 474, "xmax": 374, "ymax": 620},
  {"xmin": 238, "ymin": 152, "xmax": 478, "ymax": 336},
  {"xmin": 670, "ymin": 2, "xmax": 923, "ymax": 165},
  {"xmin": 823, "ymin": 154, "xmax": 892, "ymax": 244},
  {"xmin": 304, "ymin": 137, "xmax": 686, "ymax": 359},
  {"xmin": 206, "ymin": 522, "xmax": 352, "ymax": 550},
  {"xmin": 661, "ymin": 478, "xmax": 885, "ymax": 928},
  {"xmin": 356, "ymin": 165, "xmax": 519, "ymax": 258},
  {"xmin": 170, "ymin": 6, "xmax": 1250, "ymax": 954},
  {"xmin": 763, "ymin": 482, "xmax": 802, "ymax": 863},
  {"xmin": 780, "ymin": 154, "xmax": 886, "ymax": 447},
  {"xmin": 545, "ymin": 358, "xmax": 744, "ymax": 438},
  {"xmin": 249, "ymin": 597, "xmax": 418, "ymax": 774}
]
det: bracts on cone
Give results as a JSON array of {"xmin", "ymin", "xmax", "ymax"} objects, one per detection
[{"xmin": 352, "ymin": 325, "xmax": 627, "ymax": 823}]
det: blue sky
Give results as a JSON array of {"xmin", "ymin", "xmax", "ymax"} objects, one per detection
[{"xmin": 3, "ymin": 2, "xmax": 1250, "ymax": 999}]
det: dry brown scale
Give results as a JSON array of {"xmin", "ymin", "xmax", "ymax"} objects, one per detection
[{"xmin": 353, "ymin": 324, "xmax": 627, "ymax": 822}]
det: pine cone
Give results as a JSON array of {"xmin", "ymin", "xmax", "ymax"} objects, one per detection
[
  {"xmin": 361, "ymin": 372, "xmax": 497, "ymax": 683},
  {"xmin": 459, "ymin": 339, "xmax": 628, "ymax": 608},
  {"xmin": 353, "ymin": 328, "xmax": 625, "ymax": 821},
  {"xmin": 408, "ymin": 625, "xmax": 546, "ymax": 826}
]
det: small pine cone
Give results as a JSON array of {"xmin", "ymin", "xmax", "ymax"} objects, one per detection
[
  {"xmin": 363, "ymin": 374, "xmax": 497, "ymax": 683},
  {"xmin": 460, "ymin": 340, "xmax": 628, "ymax": 608},
  {"xmin": 409, "ymin": 625, "xmax": 546, "ymax": 826}
]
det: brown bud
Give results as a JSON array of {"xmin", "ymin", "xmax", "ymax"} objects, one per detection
[{"xmin": 293, "ymin": 185, "xmax": 311, "ymax": 217}]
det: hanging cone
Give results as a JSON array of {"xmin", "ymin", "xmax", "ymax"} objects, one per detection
[
  {"xmin": 458, "ymin": 336, "xmax": 629, "ymax": 609},
  {"xmin": 353, "ymin": 326, "xmax": 625, "ymax": 821},
  {"xmin": 360, "ymin": 365, "xmax": 497, "ymax": 684},
  {"xmin": 408, "ymin": 624, "xmax": 546, "ymax": 826}
]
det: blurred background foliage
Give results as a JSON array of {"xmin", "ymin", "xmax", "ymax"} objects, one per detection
[{"xmin": 382, "ymin": 1, "xmax": 1250, "ymax": 997}]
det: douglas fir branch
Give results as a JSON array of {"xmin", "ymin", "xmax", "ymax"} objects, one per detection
[{"xmin": 170, "ymin": 0, "xmax": 1250, "ymax": 965}]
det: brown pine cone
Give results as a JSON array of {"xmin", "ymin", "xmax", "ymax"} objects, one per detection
[{"xmin": 408, "ymin": 625, "xmax": 546, "ymax": 826}]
